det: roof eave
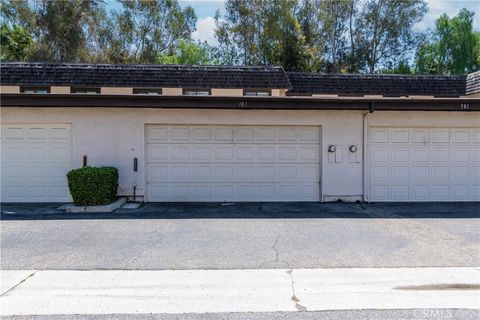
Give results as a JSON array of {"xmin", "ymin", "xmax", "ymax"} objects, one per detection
[{"xmin": 1, "ymin": 93, "xmax": 479, "ymax": 111}]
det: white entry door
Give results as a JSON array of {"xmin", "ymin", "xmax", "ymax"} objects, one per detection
[
  {"xmin": 1, "ymin": 124, "xmax": 72, "ymax": 202},
  {"xmin": 146, "ymin": 125, "xmax": 321, "ymax": 201},
  {"xmin": 368, "ymin": 127, "xmax": 480, "ymax": 201}
]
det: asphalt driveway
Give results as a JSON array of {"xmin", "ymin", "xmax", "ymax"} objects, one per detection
[{"xmin": 1, "ymin": 202, "xmax": 479, "ymax": 270}]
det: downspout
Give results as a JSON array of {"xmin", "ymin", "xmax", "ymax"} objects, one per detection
[{"xmin": 362, "ymin": 102, "xmax": 375, "ymax": 202}]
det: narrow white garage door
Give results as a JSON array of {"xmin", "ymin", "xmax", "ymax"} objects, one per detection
[
  {"xmin": 369, "ymin": 127, "xmax": 480, "ymax": 201},
  {"xmin": 1, "ymin": 124, "xmax": 72, "ymax": 202},
  {"xmin": 146, "ymin": 125, "xmax": 321, "ymax": 201}
]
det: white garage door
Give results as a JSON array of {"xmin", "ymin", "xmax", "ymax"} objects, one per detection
[
  {"xmin": 1, "ymin": 124, "xmax": 72, "ymax": 202},
  {"xmin": 368, "ymin": 127, "xmax": 480, "ymax": 201},
  {"xmin": 146, "ymin": 125, "xmax": 321, "ymax": 201}
]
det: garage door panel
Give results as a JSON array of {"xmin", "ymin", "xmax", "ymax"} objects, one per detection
[
  {"xmin": 450, "ymin": 167, "xmax": 469, "ymax": 181},
  {"xmin": 472, "ymin": 129, "xmax": 480, "ymax": 144},
  {"xmin": 371, "ymin": 166, "xmax": 389, "ymax": 180},
  {"xmin": 371, "ymin": 128, "xmax": 389, "ymax": 143},
  {"xmin": 472, "ymin": 147, "xmax": 480, "ymax": 161},
  {"xmin": 451, "ymin": 129, "xmax": 470, "ymax": 143},
  {"xmin": 411, "ymin": 185, "xmax": 429, "ymax": 200},
  {"xmin": 369, "ymin": 126, "xmax": 478, "ymax": 201},
  {"xmin": 391, "ymin": 166, "xmax": 409, "ymax": 180},
  {"xmin": 431, "ymin": 128, "xmax": 450, "ymax": 143},
  {"xmin": 27, "ymin": 127, "xmax": 47, "ymax": 139},
  {"xmin": 451, "ymin": 147, "xmax": 469, "ymax": 162},
  {"xmin": 431, "ymin": 167, "xmax": 449, "ymax": 180},
  {"xmin": 412, "ymin": 129, "xmax": 429, "ymax": 143},
  {"xmin": 147, "ymin": 145, "xmax": 168, "ymax": 161},
  {"xmin": 391, "ymin": 129, "xmax": 409, "ymax": 143},
  {"xmin": 370, "ymin": 185, "xmax": 389, "ymax": 200},
  {"xmin": 1, "ymin": 124, "xmax": 72, "ymax": 202},
  {"xmin": 390, "ymin": 185, "xmax": 409, "ymax": 200},
  {"xmin": 451, "ymin": 185, "xmax": 470, "ymax": 200},
  {"xmin": 213, "ymin": 146, "xmax": 233, "ymax": 160},
  {"xmin": 430, "ymin": 148, "xmax": 449, "ymax": 162},
  {"xmin": 49, "ymin": 126, "xmax": 71, "ymax": 140},
  {"xmin": 472, "ymin": 186, "xmax": 480, "ymax": 199},
  {"xmin": 412, "ymin": 166, "xmax": 429, "ymax": 179},
  {"xmin": 411, "ymin": 148, "xmax": 429, "ymax": 162},
  {"xmin": 371, "ymin": 147, "xmax": 389, "ymax": 162},
  {"xmin": 146, "ymin": 125, "xmax": 320, "ymax": 202},
  {"xmin": 471, "ymin": 167, "xmax": 480, "ymax": 181}
]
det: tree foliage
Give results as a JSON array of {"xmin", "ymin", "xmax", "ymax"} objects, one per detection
[
  {"xmin": 0, "ymin": 24, "xmax": 33, "ymax": 61},
  {"xmin": 156, "ymin": 40, "xmax": 216, "ymax": 64},
  {"xmin": 215, "ymin": 0, "xmax": 428, "ymax": 73},
  {"xmin": 0, "ymin": 0, "xmax": 197, "ymax": 64},
  {"xmin": 0, "ymin": 0, "xmax": 477, "ymax": 75},
  {"xmin": 415, "ymin": 9, "xmax": 479, "ymax": 74}
]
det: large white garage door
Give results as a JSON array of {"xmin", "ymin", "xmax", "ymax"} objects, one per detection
[
  {"xmin": 1, "ymin": 124, "xmax": 72, "ymax": 202},
  {"xmin": 369, "ymin": 127, "xmax": 480, "ymax": 201},
  {"xmin": 146, "ymin": 125, "xmax": 321, "ymax": 201}
]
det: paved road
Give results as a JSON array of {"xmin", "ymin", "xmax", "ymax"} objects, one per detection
[
  {"xmin": 3, "ymin": 310, "xmax": 479, "ymax": 320},
  {"xmin": 1, "ymin": 202, "xmax": 479, "ymax": 270}
]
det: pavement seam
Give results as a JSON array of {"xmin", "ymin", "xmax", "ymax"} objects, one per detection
[
  {"xmin": 287, "ymin": 269, "xmax": 307, "ymax": 312},
  {"xmin": 0, "ymin": 270, "xmax": 37, "ymax": 297}
]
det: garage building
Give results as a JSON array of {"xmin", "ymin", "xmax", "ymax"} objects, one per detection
[{"xmin": 1, "ymin": 63, "xmax": 479, "ymax": 202}]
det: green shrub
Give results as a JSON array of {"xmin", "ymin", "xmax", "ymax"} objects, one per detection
[{"xmin": 67, "ymin": 166, "xmax": 118, "ymax": 206}]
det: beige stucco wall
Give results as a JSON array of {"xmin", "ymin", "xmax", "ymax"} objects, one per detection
[
  {"xmin": 162, "ymin": 88, "xmax": 183, "ymax": 95},
  {"xmin": 50, "ymin": 86, "xmax": 71, "ymax": 94},
  {"xmin": 211, "ymin": 89, "xmax": 243, "ymax": 96},
  {"xmin": 1, "ymin": 86, "xmax": 20, "ymax": 93},
  {"xmin": 271, "ymin": 89, "xmax": 286, "ymax": 96},
  {"xmin": 101, "ymin": 87, "xmax": 133, "ymax": 95},
  {"xmin": 2, "ymin": 107, "xmax": 478, "ymax": 201}
]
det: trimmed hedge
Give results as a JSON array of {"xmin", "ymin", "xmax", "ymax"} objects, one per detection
[{"xmin": 67, "ymin": 166, "xmax": 118, "ymax": 206}]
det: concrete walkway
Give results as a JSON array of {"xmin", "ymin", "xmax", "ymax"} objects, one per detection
[{"xmin": 1, "ymin": 268, "xmax": 479, "ymax": 316}]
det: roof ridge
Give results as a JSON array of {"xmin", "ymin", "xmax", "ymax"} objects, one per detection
[
  {"xmin": 287, "ymin": 71, "xmax": 466, "ymax": 78},
  {"xmin": 0, "ymin": 62, "xmax": 285, "ymax": 70}
]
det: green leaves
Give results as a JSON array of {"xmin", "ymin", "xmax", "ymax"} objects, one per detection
[
  {"xmin": 67, "ymin": 167, "xmax": 119, "ymax": 206},
  {"xmin": 0, "ymin": 24, "xmax": 33, "ymax": 61},
  {"xmin": 156, "ymin": 40, "xmax": 215, "ymax": 65},
  {"xmin": 415, "ymin": 9, "xmax": 479, "ymax": 75}
]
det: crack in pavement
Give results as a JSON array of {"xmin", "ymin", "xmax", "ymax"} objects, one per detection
[
  {"xmin": 0, "ymin": 271, "xmax": 37, "ymax": 297},
  {"xmin": 258, "ymin": 234, "xmax": 282, "ymax": 268},
  {"xmin": 287, "ymin": 269, "xmax": 307, "ymax": 312}
]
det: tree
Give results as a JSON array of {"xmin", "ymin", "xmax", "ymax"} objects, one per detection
[
  {"xmin": 0, "ymin": 0, "xmax": 105, "ymax": 62},
  {"xmin": 0, "ymin": 24, "xmax": 33, "ymax": 61},
  {"xmin": 39, "ymin": 0, "xmax": 102, "ymax": 61},
  {"xmin": 104, "ymin": 0, "xmax": 197, "ymax": 64},
  {"xmin": 156, "ymin": 40, "xmax": 216, "ymax": 65},
  {"xmin": 415, "ymin": 9, "xmax": 479, "ymax": 74},
  {"xmin": 0, "ymin": 0, "xmax": 197, "ymax": 64},
  {"xmin": 214, "ymin": 0, "xmax": 427, "ymax": 73},
  {"xmin": 355, "ymin": 0, "xmax": 427, "ymax": 73},
  {"xmin": 318, "ymin": 0, "xmax": 353, "ymax": 72},
  {"xmin": 214, "ymin": 0, "xmax": 312, "ymax": 70}
]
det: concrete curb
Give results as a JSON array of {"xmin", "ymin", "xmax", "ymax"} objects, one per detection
[{"xmin": 64, "ymin": 197, "xmax": 127, "ymax": 213}]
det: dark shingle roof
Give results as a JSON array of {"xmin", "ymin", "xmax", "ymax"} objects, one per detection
[
  {"xmin": 287, "ymin": 72, "xmax": 466, "ymax": 97},
  {"xmin": 0, "ymin": 62, "xmax": 291, "ymax": 89},
  {"xmin": 466, "ymin": 71, "xmax": 480, "ymax": 95},
  {"xmin": 1, "ymin": 63, "xmax": 474, "ymax": 97}
]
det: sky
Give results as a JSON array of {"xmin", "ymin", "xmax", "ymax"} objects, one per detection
[{"xmin": 179, "ymin": 0, "xmax": 480, "ymax": 46}]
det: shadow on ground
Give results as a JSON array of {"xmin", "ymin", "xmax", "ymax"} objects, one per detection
[{"xmin": 1, "ymin": 202, "xmax": 479, "ymax": 220}]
